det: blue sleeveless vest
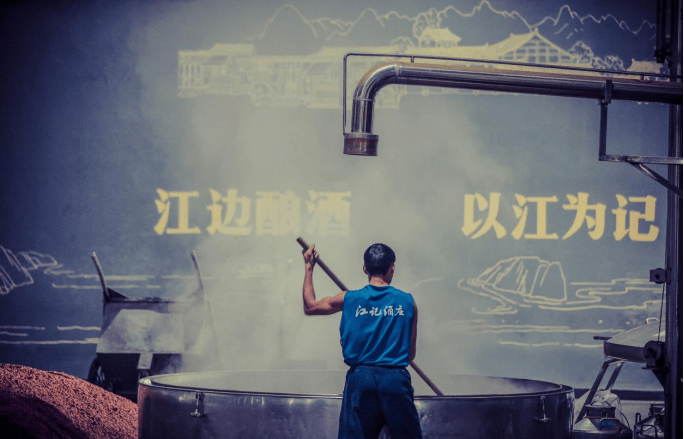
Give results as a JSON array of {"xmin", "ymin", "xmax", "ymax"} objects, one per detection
[{"xmin": 339, "ymin": 285, "xmax": 414, "ymax": 367}]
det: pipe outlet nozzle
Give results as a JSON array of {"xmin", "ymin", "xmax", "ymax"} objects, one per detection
[{"xmin": 343, "ymin": 132, "xmax": 379, "ymax": 156}]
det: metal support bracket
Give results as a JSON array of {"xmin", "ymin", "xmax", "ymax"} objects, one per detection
[
  {"xmin": 650, "ymin": 267, "xmax": 671, "ymax": 284},
  {"xmin": 597, "ymin": 79, "xmax": 682, "ymax": 197},
  {"xmin": 535, "ymin": 395, "xmax": 551, "ymax": 423},
  {"xmin": 643, "ymin": 340, "xmax": 668, "ymax": 388},
  {"xmin": 191, "ymin": 391, "xmax": 205, "ymax": 418},
  {"xmin": 629, "ymin": 162, "xmax": 682, "ymax": 197},
  {"xmin": 602, "ymin": 79, "xmax": 613, "ymax": 106}
]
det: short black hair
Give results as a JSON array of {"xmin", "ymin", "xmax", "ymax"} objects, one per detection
[{"xmin": 363, "ymin": 243, "xmax": 396, "ymax": 276}]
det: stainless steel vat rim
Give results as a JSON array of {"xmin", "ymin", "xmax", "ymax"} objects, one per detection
[
  {"xmin": 143, "ymin": 373, "xmax": 342, "ymax": 399},
  {"xmin": 140, "ymin": 370, "xmax": 570, "ymax": 400}
]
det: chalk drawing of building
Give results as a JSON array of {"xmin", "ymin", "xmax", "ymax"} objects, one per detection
[
  {"xmin": 178, "ymin": 29, "xmax": 595, "ymax": 109},
  {"xmin": 418, "ymin": 27, "xmax": 462, "ymax": 47}
]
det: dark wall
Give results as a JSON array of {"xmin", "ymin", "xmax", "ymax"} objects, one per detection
[{"xmin": 0, "ymin": 0, "xmax": 670, "ymax": 392}]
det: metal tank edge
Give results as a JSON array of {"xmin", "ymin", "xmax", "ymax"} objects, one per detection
[{"xmin": 138, "ymin": 370, "xmax": 574, "ymax": 439}]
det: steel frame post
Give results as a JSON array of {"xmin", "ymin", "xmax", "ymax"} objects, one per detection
[{"xmin": 664, "ymin": 1, "xmax": 682, "ymax": 438}]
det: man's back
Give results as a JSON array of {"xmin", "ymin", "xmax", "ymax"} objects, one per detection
[{"xmin": 340, "ymin": 285, "xmax": 415, "ymax": 367}]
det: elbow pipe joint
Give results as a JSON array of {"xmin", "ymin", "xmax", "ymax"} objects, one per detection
[{"xmin": 344, "ymin": 64, "xmax": 400, "ymax": 156}]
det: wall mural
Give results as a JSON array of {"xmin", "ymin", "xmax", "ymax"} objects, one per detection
[{"xmin": 0, "ymin": 0, "xmax": 670, "ymax": 392}]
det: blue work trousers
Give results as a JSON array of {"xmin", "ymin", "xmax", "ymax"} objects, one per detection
[{"xmin": 338, "ymin": 365, "xmax": 423, "ymax": 439}]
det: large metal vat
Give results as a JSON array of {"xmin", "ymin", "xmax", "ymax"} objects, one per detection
[
  {"xmin": 138, "ymin": 369, "xmax": 574, "ymax": 438},
  {"xmin": 88, "ymin": 252, "xmax": 219, "ymax": 401}
]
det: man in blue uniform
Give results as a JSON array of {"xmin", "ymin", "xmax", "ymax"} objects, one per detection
[{"xmin": 302, "ymin": 243, "xmax": 422, "ymax": 439}]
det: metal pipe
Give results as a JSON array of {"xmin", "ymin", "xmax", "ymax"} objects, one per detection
[{"xmin": 344, "ymin": 62, "xmax": 683, "ymax": 155}]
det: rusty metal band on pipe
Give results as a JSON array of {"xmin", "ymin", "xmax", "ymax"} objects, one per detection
[{"xmin": 296, "ymin": 237, "xmax": 445, "ymax": 396}]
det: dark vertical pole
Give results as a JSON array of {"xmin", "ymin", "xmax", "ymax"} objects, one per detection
[
  {"xmin": 656, "ymin": 0, "xmax": 668, "ymax": 63},
  {"xmin": 664, "ymin": 1, "xmax": 682, "ymax": 438},
  {"xmin": 598, "ymin": 102, "xmax": 608, "ymax": 158}
]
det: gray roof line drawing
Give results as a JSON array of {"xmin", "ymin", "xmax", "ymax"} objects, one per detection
[
  {"xmin": 179, "ymin": 2, "xmax": 660, "ymax": 106},
  {"xmin": 179, "ymin": 29, "xmax": 641, "ymax": 107}
]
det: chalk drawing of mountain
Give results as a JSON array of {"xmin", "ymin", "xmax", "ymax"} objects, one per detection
[
  {"xmin": 247, "ymin": 5, "xmax": 321, "ymax": 56},
  {"xmin": 243, "ymin": 1, "xmax": 656, "ymax": 67},
  {"xmin": 473, "ymin": 256, "xmax": 567, "ymax": 304},
  {"xmin": 459, "ymin": 256, "xmax": 663, "ymax": 316},
  {"xmin": 535, "ymin": 5, "xmax": 656, "ymax": 65}
]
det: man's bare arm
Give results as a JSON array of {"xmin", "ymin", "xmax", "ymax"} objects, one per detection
[
  {"xmin": 302, "ymin": 244, "xmax": 346, "ymax": 315},
  {"xmin": 409, "ymin": 300, "xmax": 418, "ymax": 361}
]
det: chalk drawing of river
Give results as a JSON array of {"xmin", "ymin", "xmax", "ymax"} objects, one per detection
[
  {"xmin": 458, "ymin": 255, "xmax": 662, "ymax": 316},
  {"xmin": 451, "ymin": 256, "xmax": 664, "ymax": 348}
]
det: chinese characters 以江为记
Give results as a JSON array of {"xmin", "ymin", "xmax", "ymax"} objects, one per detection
[{"xmin": 463, "ymin": 192, "xmax": 659, "ymax": 242}]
